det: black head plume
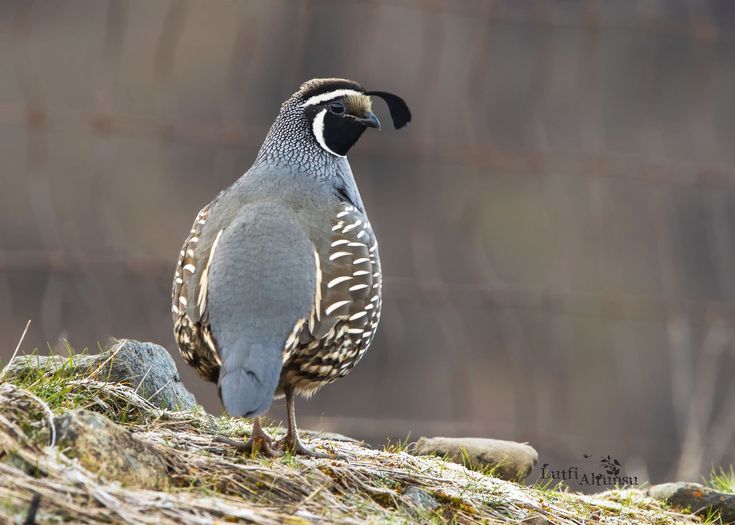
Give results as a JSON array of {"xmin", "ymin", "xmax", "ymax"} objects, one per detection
[{"xmin": 366, "ymin": 91, "xmax": 411, "ymax": 129}]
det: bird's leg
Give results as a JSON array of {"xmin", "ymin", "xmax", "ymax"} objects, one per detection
[
  {"xmin": 275, "ymin": 386, "xmax": 329, "ymax": 458},
  {"xmin": 215, "ymin": 416, "xmax": 279, "ymax": 458},
  {"xmin": 245, "ymin": 417, "xmax": 279, "ymax": 457}
]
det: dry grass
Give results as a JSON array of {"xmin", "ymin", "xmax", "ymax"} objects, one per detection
[{"xmin": 0, "ymin": 361, "xmax": 707, "ymax": 524}]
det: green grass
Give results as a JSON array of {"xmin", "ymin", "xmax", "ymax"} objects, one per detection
[
  {"xmin": 4, "ymin": 346, "xmax": 150, "ymax": 426},
  {"xmin": 699, "ymin": 506, "xmax": 723, "ymax": 525},
  {"xmin": 708, "ymin": 465, "xmax": 735, "ymax": 494},
  {"xmin": 382, "ymin": 433, "xmax": 412, "ymax": 454}
]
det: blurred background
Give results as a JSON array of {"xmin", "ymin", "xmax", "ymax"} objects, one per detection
[{"xmin": 2, "ymin": 0, "xmax": 735, "ymax": 488}]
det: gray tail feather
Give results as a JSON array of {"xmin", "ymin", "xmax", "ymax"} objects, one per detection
[{"xmin": 217, "ymin": 343, "xmax": 282, "ymax": 417}]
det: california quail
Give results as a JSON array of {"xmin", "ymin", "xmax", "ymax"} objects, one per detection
[{"xmin": 172, "ymin": 78, "xmax": 410, "ymax": 456}]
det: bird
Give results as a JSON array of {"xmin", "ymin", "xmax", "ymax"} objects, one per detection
[{"xmin": 171, "ymin": 78, "xmax": 410, "ymax": 457}]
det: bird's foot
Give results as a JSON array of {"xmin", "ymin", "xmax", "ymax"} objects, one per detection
[
  {"xmin": 215, "ymin": 426, "xmax": 280, "ymax": 458},
  {"xmin": 275, "ymin": 433, "xmax": 333, "ymax": 459}
]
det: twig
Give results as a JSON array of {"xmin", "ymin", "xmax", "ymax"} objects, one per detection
[
  {"xmin": 146, "ymin": 377, "xmax": 174, "ymax": 404},
  {"xmin": 0, "ymin": 319, "xmax": 31, "ymax": 381},
  {"xmin": 23, "ymin": 493, "xmax": 41, "ymax": 525},
  {"xmin": 134, "ymin": 366, "xmax": 153, "ymax": 394},
  {"xmin": 84, "ymin": 338, "xmax": 125, "ymax": 381}
]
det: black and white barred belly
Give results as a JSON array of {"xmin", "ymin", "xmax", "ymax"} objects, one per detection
[{"xmin": 279, "ymin": 203, "xmax": 382, "ymax": 397}]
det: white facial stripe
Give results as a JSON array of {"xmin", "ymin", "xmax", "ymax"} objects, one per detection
[
  {"xmin": 312, "ymin": 108, "xmax": 344, "ymax": 158},
  {"xmin": 301, "ymin": 89, "xmax": 363, "ymax": 108}
]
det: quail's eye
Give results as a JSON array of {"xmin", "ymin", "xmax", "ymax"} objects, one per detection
[{"xmin": 329, "ymin": 102, "xmax": 345, "ymax": 115}]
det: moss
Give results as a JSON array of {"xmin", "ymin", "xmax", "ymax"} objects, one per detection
[{"xmin": 432, "ymin": 489, "xmax": 479, "ymax": 515}]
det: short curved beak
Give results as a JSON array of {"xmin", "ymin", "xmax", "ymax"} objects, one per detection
[{"xmin": 355, "ymin": 111, "xmax": 381, "ymax": 130}]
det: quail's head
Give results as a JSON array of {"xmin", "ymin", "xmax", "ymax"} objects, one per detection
[{"xmin": 277, "ymin": 78, "xmax": 411, "ymax": 157}]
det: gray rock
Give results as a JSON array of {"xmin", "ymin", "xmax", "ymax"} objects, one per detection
[
  {"xmin": 56, "ymin": 409, "xmax": 169, "ymax": 490},
  {"xmin": 101, "ymin": 339, "xmax": 197, "ymax": 411},
  {"xmin": 4, "ymin": 339, "xmax": 197, "ymax": 411},
  {"xmin": 647, "ymin": 482, "xmax": 735, "ymax": 523},
  {"xmin": 402, "ymin": 486, "xmax": 440, "ymax": 513},
  {"xmin": 413, "ymin": 437, "xmax": 538, "ymax": 481},
  {"xmin": 0, "ymin": 383, "xmax": 49, "ymax": 475}
]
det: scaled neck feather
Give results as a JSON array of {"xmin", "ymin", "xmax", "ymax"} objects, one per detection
[{"xmin": 255, "ymin": 99, "xmax": 340, "ymax": 176}]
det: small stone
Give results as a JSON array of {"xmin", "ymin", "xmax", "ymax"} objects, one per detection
[
  {"xmin": 56, "ymin": 409, "xmax": 169, "ymax": 490},
  {"xmin": 3, "ymin": 338, "xmax": 197, "ymax": 411},
  {"xmin": 413, "ymin": 437, "xmax": 538, "ymax": 481},
  {"xmin": 647, "ymin": 482, "xmax": 735, "ymax": 523},
  {"xmin": 402, "ymin": 486, "xmax": 440, "ymax": 513}
]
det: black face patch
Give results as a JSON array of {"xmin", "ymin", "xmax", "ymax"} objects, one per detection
[{"xmin": 321, "ymin": 111, "xmax": 367, "ymax": 156}]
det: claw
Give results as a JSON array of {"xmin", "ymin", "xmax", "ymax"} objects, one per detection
[
  {"xmin": 214, "ymin": 417, "xmax": 281, "ymax": 458},
  {"xmin": 215, "ymin": 435, "xmax": 281, "ymax": 458},
  {"xmin": 276, "ymin": 385, "xmax": 343, "ymax": 459},
  {"xmin": 275, "ymin": 434, "xmax": 331, "ymax": 458}
]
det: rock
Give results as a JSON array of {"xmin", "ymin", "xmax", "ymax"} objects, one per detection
[
  {"xmin": 413, "ymin": 437, "xmax": 538, "ymax": 481},
  {"xmin": 0, "ymin": 383, "xmax": 52, "ymax": 448},
  {"xmin": 3, "ymin": 338, "xmax": 197, "ymax": 411},
  {"xmin": 402, "ymin": 485, "xmax": 440, "ymax": 513},
  {"xmin": 101, "ymin": 339, "xmax": 197, "ymax": 411},
  {"xmin": 56, "ymin": 409, "xmax": 169, "ymax": 490},
  {"xmin": 647, "ymin": 482, "xmax": 735, "ymax": 523},
  {"xmin": 0, "ymin": 383, "xmax": 50, "ymax": 475}
]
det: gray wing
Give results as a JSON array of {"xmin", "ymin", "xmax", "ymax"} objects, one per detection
[
  {"xmin": 281, "ymin": 202, "xmax": 382, "ymax": 397},
  {"xmin": 172, "ymin": 201, "xmax": 222, "ymax": 382}
]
